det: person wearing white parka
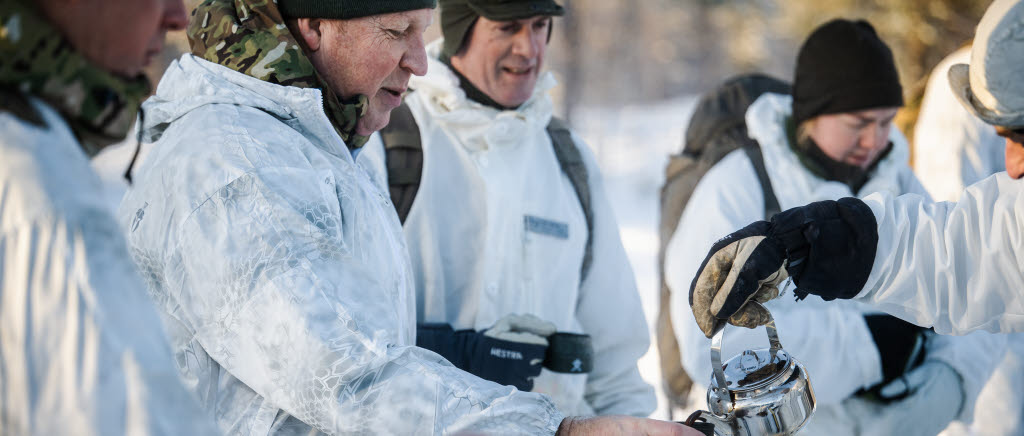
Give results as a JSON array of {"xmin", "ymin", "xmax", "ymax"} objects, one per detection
[
  {"xmin": 665, "ymin": 19, "xmax": 1003, "ymax": 435},
  {"xmin": 0, "ymin": 0, "xmax": 221, "ymax": 434},
  {"xmin": 357, "ymin": 0, "xmax": 655, "ymax": 419},
  {"xmin": 688, "ymin": 0, "xmax": 1024, "ymax": 417},
  {"xmin": 117, "ymin": 0, "xmax": 685, "ymax": 433},
  {"xmin": 689, "ymin": 0, "xmax": 1024, "ymax": 339},
  {"xmin": 915, "ymin": 44, "xmax": 1024, "ymax": 436}
]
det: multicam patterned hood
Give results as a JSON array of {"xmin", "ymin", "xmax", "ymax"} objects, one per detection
[
  {"xmin": 188, "ymin": 0, "xmax": 369, "ymax": 148},
  {"xmin": 0, "ymin": 0, "xmax": 151, "ymax": 157}
]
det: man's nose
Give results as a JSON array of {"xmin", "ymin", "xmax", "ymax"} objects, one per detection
[
  {"xmin": 401, "ymin": 36, "xmax": 429, "ymax": 77},
  {"xmin": 164, "ymin": 0, "xmax": 188, "ymax": 31},
  {"xmin": 510, "ymin": 28, "xmax": 541, "ymax": 59}
]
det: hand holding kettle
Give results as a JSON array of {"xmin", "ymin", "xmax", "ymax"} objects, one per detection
[
  {"xmin": 689, "ymin": 312, "xmax": 816, "ymax": 436},
  {"xmin": 689, "ymin": 199, "xmax": 880, "ymax": 338}
]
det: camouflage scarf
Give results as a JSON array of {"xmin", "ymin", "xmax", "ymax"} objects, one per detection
[
  {"xmin": 188, "ymin": 0, "xmax": 369, "ymax": 149},
  {"xmin": 0, "ymin": 0, "xmax": 151, "ymax": 157}
]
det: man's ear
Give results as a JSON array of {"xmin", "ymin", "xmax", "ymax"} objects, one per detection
[{"xmin": 294, "ymin": 18, "xmax": 324, "ymax": 52}]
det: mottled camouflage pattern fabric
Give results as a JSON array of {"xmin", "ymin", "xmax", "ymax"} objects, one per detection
[
  {"xmin": 0, "ymin": 0, "xmax": 150, "ymax": 157},
  {"xmin": 188, "ymin": 0, "xmax": 369, "ymax": 148}
]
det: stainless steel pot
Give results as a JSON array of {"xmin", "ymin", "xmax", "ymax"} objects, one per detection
[{"xmin": 692, "ymin": 312, "xmax": 816, "ymax": 436}]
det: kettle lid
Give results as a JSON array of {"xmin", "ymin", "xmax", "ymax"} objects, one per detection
[{"xmin": 712, "ymin": 348, "xmax": 794, "ymax": 392}]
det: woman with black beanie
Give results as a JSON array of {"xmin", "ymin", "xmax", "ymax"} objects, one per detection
[{"xmin": 664, "ymin": 18, "xmax": 1003, "ymax": 436}]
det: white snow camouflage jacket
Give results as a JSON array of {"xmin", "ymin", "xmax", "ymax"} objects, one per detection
[
  {"xmin": 911, "ymin": 46, "xmax": 1023, "ymax": 436},
  {"xmin": 664, "ymin": 93, "xmax": 1004, "ymax": 432},
  {"xmin": 358, "ymin": 39, "xmax": 655, "ymax": 417},
  {"xmin": 117, "ymin": 54, "xmax": 564, "ymax": 435},
  {"xmin": 857, "ymin": 173, "xmax": 1024, "ymax": 335},
  {"xmin": 0, "ymin": 95, "xmax": 219, "ymax": 436}
]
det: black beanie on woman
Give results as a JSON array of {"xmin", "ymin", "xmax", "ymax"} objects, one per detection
[
  {"xmin": 279, "ymin": 0, "xmax": 436, "ymax": 19},
  {"xmin": 791, "ymin": 19, "xmax": 903, "ymax": 127}
]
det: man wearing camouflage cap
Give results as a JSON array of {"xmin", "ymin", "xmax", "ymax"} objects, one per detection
[
  {"xmin": 357, "ymin": 0, "xmax": 655, "ymax": 418},
  {"xmin": 117, "ymin": 0, "xmax": 693, "ymax": 434},
  {"xmin": 0, "ymin": 0, "xmax": 220, "ymax": 434}
]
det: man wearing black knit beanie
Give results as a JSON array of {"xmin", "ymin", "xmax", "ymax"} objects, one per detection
[
  {"xmin": 667, "ymin": 17, "xmax": 1002, "ymax": 436},
  {"xmin": 118, "ymin": 0, "xmax": 699, "ymax": 433}
]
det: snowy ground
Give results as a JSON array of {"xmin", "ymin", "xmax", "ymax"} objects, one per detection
[{"xmin": 575, "ymin": 96, "xmax": 698, "ymax": 419}]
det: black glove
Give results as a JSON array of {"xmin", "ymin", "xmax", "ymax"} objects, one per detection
[
  {"xmin": 689, "ymin": 198, "xmax": 879, "ymax": 337},
  {"xmin": 417, "ymin": 323, "xmax": 548, "ymax": 391},
  {"xmin": 775, "ymin": 198, "xmax": 879, "ymax": 301}
]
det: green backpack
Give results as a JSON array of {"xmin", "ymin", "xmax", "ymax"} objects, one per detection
[
  {"xmin": 380, "ymin": 101, "xmax": 596, "ymax": 280},
  {"xmin": 656, "ymin": 74, "xmax": 790, "ymax": 413}
]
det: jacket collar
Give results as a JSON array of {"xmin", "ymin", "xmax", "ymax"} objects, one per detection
[
  {"xmin": 408, "ymin": 39, "xmax": 556, "ymax": 151},
  {"xmin": 141, "ymin": 55, "xmax": 350, "ymax": 159},
  {"xmin": 442, "ymin": 56, "xmax": 517, "ymax": 112}
]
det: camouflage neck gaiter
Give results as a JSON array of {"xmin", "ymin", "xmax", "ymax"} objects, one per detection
[
  {"xmin": 0, "ymin": 0, "xmax": 151, "ymax": 157},
  {"xmin": 189, "ymin": 0, "xmax": 369, "ymax": 149}
]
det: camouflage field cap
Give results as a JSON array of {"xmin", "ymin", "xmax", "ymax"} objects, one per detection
[
  {"xmin": 440, "ymin": 0, "xmax": 565, "ymax": 59},
  {"xmin": 278, "ymin": 0, "xmax": 436, "ymax": 20},
  {"xmin": 189, "ymin": 0, "xmax": 373, "ymax": 148}
]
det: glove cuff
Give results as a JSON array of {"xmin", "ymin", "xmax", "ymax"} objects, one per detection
[
  {"xmin": 544, "ymin": 333, "xmax": 594, "ymax": 373},
  {"xmin": 769, "ymin": 198, "xmax": 878, "ymax": 300}
]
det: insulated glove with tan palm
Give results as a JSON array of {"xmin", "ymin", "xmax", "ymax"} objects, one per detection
[{"xmin": 689, "ymin": 198, "xmax": 879, "ymax": 338}]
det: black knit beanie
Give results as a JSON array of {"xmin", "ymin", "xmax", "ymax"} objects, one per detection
[
  {"xmin": 440, "ymin": 0, "xmax": 564, "ymax": 60},
  {"xmin": 279, "ymin": 0, "xmax": 437, "ymax": 19},
  {"xmin": 791, "ymin": 19, "xmax": 903, "ymax": 127}
]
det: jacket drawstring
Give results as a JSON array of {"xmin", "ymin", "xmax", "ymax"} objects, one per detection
[{"xmin": 123, "ymin": 108, "xmax": 145, "ymax": 185}]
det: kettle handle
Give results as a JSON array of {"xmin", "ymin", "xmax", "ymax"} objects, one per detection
[{"xmin": 710, "ymin": 305, "xmax": 783, "ymax": 395}]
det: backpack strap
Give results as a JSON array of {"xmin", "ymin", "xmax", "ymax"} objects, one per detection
[
  {"xmin": 381, "ymin": 102, "xmax": 423, "ymax": 223},
  {"xmin": 547, "ymin": 117, "xmax": 594, "ymax": 282},
  {"xmin": 380, "ymin": 106, "xmax": 595, "ymax": 281},
  {"xmin": 740, "ymin": 139, "xmax": 782, "ymax": 219}
]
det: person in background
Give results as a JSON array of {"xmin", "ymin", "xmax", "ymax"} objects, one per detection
[
  {"xmin": 686, "ymin": 0, "xmax": 1024, "ymax": 358},
  {"xmin": 915, "ymin": 44, "xmax": 1024, "ymax": 436},
  {"xmin": 357, "ymin": 0, "xmax": 655, "ymax": 417},
  {"xmin": 0, "ymin": 0, "xmax": 220, "ymax": 434},
  {"xmin": 664, "ymin": 19, "xmax": 1002, "ymax": 436},
  {"xmin": 914, "ymin": 45, "xmax": 1006, "ymax": 202},
  {"xmin": 116, "ymin": 0, "xmax": 692, "ymax": 433}
]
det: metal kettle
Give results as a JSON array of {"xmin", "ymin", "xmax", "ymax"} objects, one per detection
[{"xmin": 689, "ymin": 312, "xmax": 816, "ymax": 436}]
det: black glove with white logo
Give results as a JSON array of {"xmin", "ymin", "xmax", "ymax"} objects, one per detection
[{"xmin": 417, "ymin": 314, "xmax": 556, "ymax": 391}]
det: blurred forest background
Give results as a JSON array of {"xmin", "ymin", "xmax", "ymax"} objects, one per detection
[{"xmin": 156, "ymin": 0, "xmax": 991, "ymax": 141}]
